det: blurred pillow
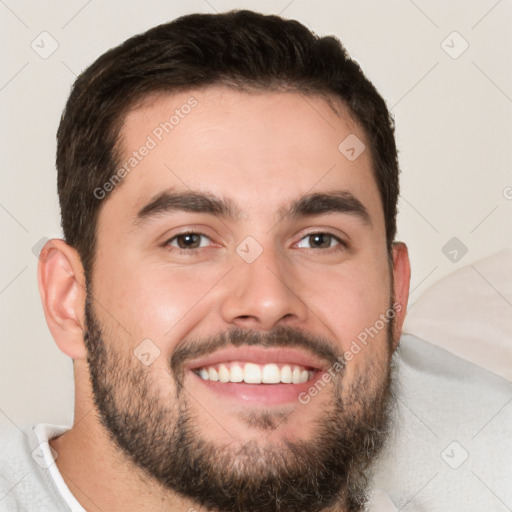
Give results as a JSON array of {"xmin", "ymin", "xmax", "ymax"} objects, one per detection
[{"xmin": 403, "ymin": 249, "xmax": 512, "ymax": 382}]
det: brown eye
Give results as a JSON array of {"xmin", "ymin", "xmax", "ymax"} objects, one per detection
[
  {"xmin": 167, "ymin": 233, "xmax": 210, "ymax": 250},
  {"xmin": 308, "ymin": 234, "xmax": 332, "ymax": 249},
  {"xmin": 297, "ymin": 233, "xmax": 342, "ymax": 250}
]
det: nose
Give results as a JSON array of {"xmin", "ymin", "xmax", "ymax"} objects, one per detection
[{"xmin": 219, "ymin": 242, "xmax": 310, "ymax": 331}]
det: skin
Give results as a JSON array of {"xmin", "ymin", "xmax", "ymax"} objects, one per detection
[{"xmin": 38, "ymin": 86, "xmax": 410, "ymax": 511}]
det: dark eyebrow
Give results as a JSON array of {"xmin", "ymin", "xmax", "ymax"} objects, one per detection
[
  {"xmin": 135, "ymin": 189, "xmax": 371, "ymax": 227},
  {"xmin": 280, "ymin": 191, "xmax": 371, "ymax": 225},
  {"xmin": 135, "ymin": 190, "xmax": 240, "ymax": 225}
]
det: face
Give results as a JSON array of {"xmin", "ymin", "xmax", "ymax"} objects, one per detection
[{"xmin": 84, "ymin": 87, "xmax": 402, "ymax": 512}]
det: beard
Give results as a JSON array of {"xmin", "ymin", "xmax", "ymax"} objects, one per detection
[{"xmin": 83, "ymin": 291, "xmax": 398, "ymax": 512}]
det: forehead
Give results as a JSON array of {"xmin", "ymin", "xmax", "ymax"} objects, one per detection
[{"xmin": 101, "ymin": 86, "xmax": 383, "ymax": 228}]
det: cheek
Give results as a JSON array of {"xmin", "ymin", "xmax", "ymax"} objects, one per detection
[
  {"xmin": 93, "ymin": 258, "xmax": 228, "ymax": 345},
  {"xmin": 302, "ymin": 257, "xmax": 392, "ymax": 360}
]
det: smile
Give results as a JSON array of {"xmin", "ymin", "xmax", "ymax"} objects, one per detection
[{"xmin": 186, "ymin": 346, "xmax": 327, "ymax": 404}]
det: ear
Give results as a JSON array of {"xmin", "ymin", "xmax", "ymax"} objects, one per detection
[
  {"xmin": 391, "ymin": 242, "xmax": 411, "ymax": 348},
  {"xmin": 37, "ymin": 239, "xmax": 87, "ymax": 360}
]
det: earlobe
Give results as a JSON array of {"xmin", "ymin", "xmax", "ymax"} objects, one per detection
[
  {"xmin": 391, "ymin": 242, "xmax": 411, "ymax": 347},
  {"xmin": 37, "ymin": 239, "xmax": 88, "ymax": 360}
]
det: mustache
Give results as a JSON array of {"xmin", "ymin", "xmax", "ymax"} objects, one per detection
[{"xmin": 170, "ymin": 325, "xmax": 343, "ymax": 384}]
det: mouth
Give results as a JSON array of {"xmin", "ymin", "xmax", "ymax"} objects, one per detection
[{"xmin": 186, "ymin": 346, "xmax": 328, "ymax": 405}]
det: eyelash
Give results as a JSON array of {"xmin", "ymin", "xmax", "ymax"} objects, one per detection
[{"xmin": 163, "ymin": 231, "xmax": 347, "ymax": 255}]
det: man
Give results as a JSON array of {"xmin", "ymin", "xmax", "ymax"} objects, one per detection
[{"xmin": 0, "ymin": 10, "xmax": 411, "ymax": 512}]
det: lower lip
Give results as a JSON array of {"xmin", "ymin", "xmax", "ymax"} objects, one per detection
[{"xmin": 190, "ymin": 370, "xmax": 324, "ymax": 406}]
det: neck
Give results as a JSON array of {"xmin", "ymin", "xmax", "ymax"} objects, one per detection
[{"xmin": 49, "ymin": 407, "xmax": 196, "ymax": 511}]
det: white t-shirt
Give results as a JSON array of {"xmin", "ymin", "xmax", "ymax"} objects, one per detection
[
  {"xmin": 372, "ymin": 335, "xmax": 512, "ymax": 511},
  {"xmin": 0, "ymin": 423, "xmax": 82, "ymax": 511}
]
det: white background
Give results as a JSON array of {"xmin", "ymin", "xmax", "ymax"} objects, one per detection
[{"xmin": 0, "ymin": 0, "xmax": 511, "ymax": 426}]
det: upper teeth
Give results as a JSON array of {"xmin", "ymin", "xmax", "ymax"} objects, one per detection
[{"xmin": 195, "ymin": 362, "xmax": 314, "ymax": 384}]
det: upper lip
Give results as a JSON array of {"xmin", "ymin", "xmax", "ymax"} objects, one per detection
[{"xmin": 186, "ymin": 346, "xmax": 330, "ymax": 372}]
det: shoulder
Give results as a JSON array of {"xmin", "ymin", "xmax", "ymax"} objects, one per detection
[
  {"xmin": 373, "ymin": 334, "xmax": 512, "ymax": 511},
  {"xmin": 0, "ymin": 422, "xmax": 70, "ymax": 511}
]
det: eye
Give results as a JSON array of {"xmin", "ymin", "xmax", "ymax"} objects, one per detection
[
  {"xmin": 296, "ymin": 233, "xmax": 344, "ymax": 250},
  {"xmin": 166, "ymin": 232, "xmax": 212, "ymax": 250}
]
